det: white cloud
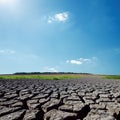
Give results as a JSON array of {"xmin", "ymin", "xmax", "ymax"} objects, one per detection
[
  {"xmin": 49, "ymin": 68, "xmax": 58, "ymax": 72},
  {"xmin": 66, "ymin": 57, "xmax": 98, "ymax": 65},
  {"xmin": 55, "ymin": 12, "xmax": 68, "ymax": 21},
  {"xmin": 66, "ymin": 60, "xmax": 82, "ymax": 65},
  {"xmin": 0, "ymin": 49, "xmax": 15, "ymax": 54},
  {"xmin": 48, "ymin": 12, "xmax": 69, "ymax": 23},
  {"xmin": 43, "ymin": 67, "xmax": 58, "ymax": 72}
]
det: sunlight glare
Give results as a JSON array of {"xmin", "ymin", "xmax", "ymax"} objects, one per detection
[
  {"xmin": 0, "ymin": 0, "xmax": 19, "ymax": 13},
  {"xmin": 0, "ymin": 0, "xmax": 7, "ymax": 4},
  {"xmin": 0, "ymin": 0, "xmax": 17, "ymax": 7}
]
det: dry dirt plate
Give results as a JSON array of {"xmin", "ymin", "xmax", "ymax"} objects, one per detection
[{"xmin": 0, "ymin": 76, "xmax": 120, "ymax": 120}]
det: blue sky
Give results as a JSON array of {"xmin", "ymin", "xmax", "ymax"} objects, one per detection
[{"xmin": 0, "ymin": 0, "xmax": 120, "ymax": 74}]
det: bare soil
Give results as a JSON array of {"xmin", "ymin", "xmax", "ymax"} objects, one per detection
[{"xmin": 0, "ymin": 76, "xmax": 120, "ymax": 120}]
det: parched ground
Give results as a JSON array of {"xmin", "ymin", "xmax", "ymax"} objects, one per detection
[{"xmin": 0, "ymin": 77, "xmax": 120, "ymax": 120}]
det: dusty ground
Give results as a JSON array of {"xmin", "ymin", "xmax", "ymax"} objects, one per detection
[{"xmin": 0, "ymin": 77, "xmax": 120, "ymax": 120}]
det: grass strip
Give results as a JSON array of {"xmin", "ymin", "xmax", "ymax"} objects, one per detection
[
  {"xmin": 0, "ymin": 74, "xmax": 81, "ymax": 80},
  {"xmin": 103, "ymin": 75, "xmax": 120, "ymax": 79}
]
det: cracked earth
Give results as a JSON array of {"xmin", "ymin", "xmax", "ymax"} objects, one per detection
[{"xmin": 0, "ymin": 77, "xmax": 120, "ymax": 120}]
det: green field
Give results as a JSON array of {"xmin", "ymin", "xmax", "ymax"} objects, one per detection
[
  {"xmin": 0, "ymin": 74, "xmax": 120, "ymax": 80},
  {"xmin": 103, "ymin": 75, "xmax": 120, "ymax": 79},
  {"xmin": 0, "ymin": 74, "xmax": 82, "ymax": 80}
]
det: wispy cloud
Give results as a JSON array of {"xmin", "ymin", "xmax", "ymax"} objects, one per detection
[
  {"xmin": 0, "ymin": 49, "xmax": 15, "ymax": 54},
  {"xmin": 114, "ymin": 48, "xmax": 120, "ymax": 54},
  {"xmin": 48, "ymin": 12, "xmax": 69, "ymax": 23},
  {"xmin": 66, "ymin": 57, "xmax": 98, "ymax": 65},
  {"xmin": 43, "ymin": 67, "xmax": 58, "ymax": 72}
]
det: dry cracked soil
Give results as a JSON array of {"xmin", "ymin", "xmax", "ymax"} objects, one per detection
[{"xmin": 0, "ymin": 77, "xmax": 120, "ymax": 120}]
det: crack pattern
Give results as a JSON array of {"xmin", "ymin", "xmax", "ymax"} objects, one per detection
[{"xmin": 0, "ymin": 77, "xmax": 120, "ymax": 120}]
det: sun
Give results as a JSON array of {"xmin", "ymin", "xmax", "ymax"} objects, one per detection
[
  {"xmin": 0, "ymin": 0, "xmax": 16, "ymax": 6},
  {"xmin": 0, "ymin": 0, "xmax": 10, "ymax": 4},
  {"xmin": 0, "ymin": 0, "xmax": 18, "ymax": 11}
]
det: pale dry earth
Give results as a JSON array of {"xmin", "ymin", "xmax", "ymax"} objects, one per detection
[{"xmin": 0, "ymin": 77, "xmax": 120, "ymax": 120}]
